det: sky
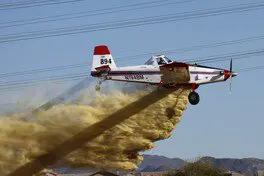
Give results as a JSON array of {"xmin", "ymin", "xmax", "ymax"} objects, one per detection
[{"xmin": 0, "ymin": 0, "xmax": 264, "ymax": 160}]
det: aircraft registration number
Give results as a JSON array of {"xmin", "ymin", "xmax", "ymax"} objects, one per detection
[{"xmin": 125, "ymin": 74, "xmax": 144, "ymax": 80}]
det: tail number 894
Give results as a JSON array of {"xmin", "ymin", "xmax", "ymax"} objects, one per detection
[{"xmin": 101, "ymin": 59, "xmax": 112, "ymax": 64}]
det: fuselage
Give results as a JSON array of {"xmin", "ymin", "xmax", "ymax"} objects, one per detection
[
  {"xmin": 92, "ymin": 64, "xmax": 229, "ymax": 85},
  {"xmin": 91, "ymin": 46, "xmax": 238, "ymax": 105},
  {"xmin": 91, "ymin": 54, "xmax": 237, "ymax": 89}
]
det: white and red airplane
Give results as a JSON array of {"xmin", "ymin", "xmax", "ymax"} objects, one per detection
[{"xmin": 91, "ymin": 45, "xmax": 237, "ymax": 105}]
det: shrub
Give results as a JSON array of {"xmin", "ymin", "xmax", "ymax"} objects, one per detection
[{"xmin": 165, "ymin": 160, "xmax": 227, "ymax": 176}]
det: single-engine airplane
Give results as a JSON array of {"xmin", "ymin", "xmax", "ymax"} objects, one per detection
[{"xmin": 91, "ymin": 45, "xmax": 237, "ymax": 105}]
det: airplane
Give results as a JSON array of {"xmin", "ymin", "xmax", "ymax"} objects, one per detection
[{"xmin": 90, "ymin": 45, "xmax": 238, "ymax": 105}]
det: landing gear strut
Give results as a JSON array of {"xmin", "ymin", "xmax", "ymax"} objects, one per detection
[
  {"xmin": 95, "ymin": 79, "xmax": 105, "ymax": 91},
  {"xmin": 188, "ymin": 91, "xmax": 200, "ymax": 105}
]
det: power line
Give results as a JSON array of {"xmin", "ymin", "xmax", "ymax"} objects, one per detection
[
  {"xmin": 1, "ymin": 2, "xmax": 264, "ymax": 43},
  {"xmin": 3, "ymin": 2, "xmax": 264, "ymax": 38},
  {"xmin": 1, "ymin": 34, "xmax": 264, "ymax": 78},
  {"xmin": 0, "ymin": 76, "xmax": 92, "ymax": 94},
  {"xmin": 0, "ymin": 57, "xmax": 263, "ymax": 93},
  {"xmin": 0, "ymin": 0, "xmax": 87, "ymax": 10},
  {"xmin": 0, "ymin": 74, "xmax": 92, "ymax": 91},
  {"xmin": 1, "ymin": 64, "xmax": 263, "ymax": 99},
  {"xmin": 116, "ymin": 35, "xmax": 264, "ymax": 62},
  {"xmin": 186, "ymin": 48, "xmax": 264, "ymax": 63},
  {"xmin": 0, "ymin": 0, "xmax": 57, "ymax": 6},
  {"xmin": 0, "ymin": 72, "xmax": 90, "ymax": 87},
  {"xmin": 0, "ymin": 62, "xmax": 88, "ymax": 78},
  {"xmin": 1, "ymin": 48, "xmax": 263, "ymax": 91},
  {"xmin": 0, "ymin": 0, "xmax": 169, "ymax": 25},
  {"xmin": 0, "ymin": 0, "xmax": 195, "ymax": 29},
  {"xmin": 237, "ymin": 65, "xmax": 264, "ymax": 72}
]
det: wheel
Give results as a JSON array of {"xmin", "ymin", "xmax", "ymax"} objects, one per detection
[
  {"xmin": 95, "ymin": 85, "xmax": 101, "ymax": 91},
  {"xmin": 188, "ymin": 91, "xmax": 200, "ymax": 105}
]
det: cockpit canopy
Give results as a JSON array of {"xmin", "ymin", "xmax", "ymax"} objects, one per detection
[{"xmin": 144, "ymin": 55, "xmax": 173, "ymax": 66}]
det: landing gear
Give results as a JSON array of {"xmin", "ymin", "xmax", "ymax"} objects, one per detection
[
  {"xmin": 188, "ymin": 91, "xmax": 200, "ymax": 105},
  {"xmin": 95, "ymin": 79, "xmax": 104, "ymax": 91}
]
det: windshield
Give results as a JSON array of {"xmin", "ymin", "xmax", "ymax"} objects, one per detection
[
  {"xmin": 144, "ymin": 59, "xmax": 154, "ymax": 65},
  {"xmin": 157, "ymin": 57, "xmax": 167, "ymax": 65},
  {"xmin": 164, "ymin": 56, "xmax": 172, "ymax": 63}
]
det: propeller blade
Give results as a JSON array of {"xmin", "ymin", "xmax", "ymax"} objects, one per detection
[
  {"xmin": 230, "ymin": 59, "xmax": 233, "ymax": 73},
  {"xmin": 229, "ymin": 76, "xmax": 232, "ymax": 94},
  {"xmin": 229, "ymin": 59, "xmax": 233, "ymax": 94}
]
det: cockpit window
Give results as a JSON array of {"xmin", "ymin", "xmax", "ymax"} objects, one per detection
[
  {"xmin": 164, "ymin": 56, "xmax": 172, "ymax": 63},
  {"xmin": 144, "ymin": 59, "xmax": 154, "ymax": 65},
  {"xmin": 145, "ymin": 56, "xmax": 172, "ymax": 66},
  {"xmin": 157, "ymin": 57, "xmax": 167, "ymax": 65}
]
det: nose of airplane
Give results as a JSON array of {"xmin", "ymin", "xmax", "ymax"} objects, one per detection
[
  {"xmin": 224, "ymin": 70, "xmax": 238, "ymax": 80},
  {"xmin": 231, "ymin": 72, "xmax": 238, "ymax": 77}
]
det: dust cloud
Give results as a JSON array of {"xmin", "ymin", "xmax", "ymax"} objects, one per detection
[{"xmin": 0, "ymin": 87, "xmax": 190, "ymax": 175}]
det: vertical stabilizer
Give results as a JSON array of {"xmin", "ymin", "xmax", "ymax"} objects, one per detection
[{"xmin": 91, "ymin": 45, "xmax": 116, "ymax": 72}]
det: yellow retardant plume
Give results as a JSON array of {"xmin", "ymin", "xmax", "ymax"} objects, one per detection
[{"xmin": 0, "ymin": 88, "xmax": 190, "ymax": 175}]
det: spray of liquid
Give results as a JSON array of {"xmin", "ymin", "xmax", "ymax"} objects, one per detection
[{"xmin": 0, "ymin": 87, "xmax": 190, "ymax": 175}]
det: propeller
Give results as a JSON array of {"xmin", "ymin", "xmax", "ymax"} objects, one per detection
[
  {"xmin": 230, "ymin": 59, "xmax": 233, "ymax": 72},
  {"xmin": 214, "ymin": 59, "xmax": 237, "ymax": 94},
  {"xmin": 229, "ymin": 59, "xmax": 233, "ymax": 94},
  {"xmin": 229, "ymin": 59, "xmax": 238, "ymax": 94}
]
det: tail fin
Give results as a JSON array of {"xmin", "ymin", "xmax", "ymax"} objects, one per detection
[{"xmin": 91, "ymin": 45, "xmax": 116, "ymax": 74}]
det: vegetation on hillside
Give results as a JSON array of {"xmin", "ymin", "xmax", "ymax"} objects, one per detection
[{"xmin": 165, "ymin": 160, "xmax": 230, "ymax": 176}]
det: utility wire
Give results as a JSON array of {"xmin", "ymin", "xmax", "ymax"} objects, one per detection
[
  {"xmin": 0, "ymin": 0, "xmax": 170, "ymax": 25},
  {"xmin": 1, "ymin": 34, "xmax": 264, "ymax": 79},
  {"xmin": 116, "ymin": 35, "xmax": 264, "ymax": 62},
  {"xmin": 0, "ymin": 74, "xmax": 92, "ymax": 91},
  {"xmin": 0, "ymin": 62, "xmax": 88, "ymax": 78},
  {"xmin": 0, "ymin": 72, "xmax": 90, "ymax": 87},
  {"xmin": 187, "ymin": 48, "xmax": 264, "ymax": 63},
  {"xmin": 237, "ymin": 65, "xmax": 264, "ymax": 72},
  {"xmin": 0, "ymin": 0, "xmax": 195, "ymax": 29},
  {"xmin": 0, "ymin": 0, "xmax": 87, "ymax": 10},
  {"xmin": 0, "ymin": 0, "xmax": 58, "ymax": 6},
  {"xmin": 1, "ymin": 64, "xmax": 263, "ymax": 96},
  {"xmin": 0, "ymin": 76, "xmax": 92, "ymax": 94},
  {"xmin": 1, "ymin": 58, "xmax": 264, "ymax": 93},
  {"xmin": 3, "ymin": 2, "xmax": 264, "ymax": 37},
  {"xmin": 1, "ymin": 48, "xmax": 263, "ymax": 91},
  {"xmin": 1, "ymin": 2, "xmax": 264, "ymax": 43}
]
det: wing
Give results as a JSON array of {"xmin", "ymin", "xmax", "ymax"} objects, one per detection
[{"xmin": 160, "ymin": 62, "xmax": 190, "ymax": 85}]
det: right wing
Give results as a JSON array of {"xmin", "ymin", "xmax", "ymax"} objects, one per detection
[{"xmin": 160, "ymin": 62, "xmax": 190, "ymax": 85}]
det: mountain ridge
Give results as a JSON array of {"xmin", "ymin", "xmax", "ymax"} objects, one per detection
[{"xmin": 139, "ymin": 154, "xmax": 264, "ymax": 176}]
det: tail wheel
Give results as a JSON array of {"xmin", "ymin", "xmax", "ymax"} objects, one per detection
[{"xmin": 188, "ymin": 91, "xmax": 200, "ymax": 105}]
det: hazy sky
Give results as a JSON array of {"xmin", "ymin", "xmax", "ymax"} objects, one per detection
[{"xmin": 0, "ymin": 0, "xmax": 264, "ymax": 159}]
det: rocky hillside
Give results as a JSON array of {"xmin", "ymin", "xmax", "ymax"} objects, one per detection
[
  {"xmin": 200, "ymin": 156, "xmax": 264, "ymax": 176},
  {"xmin": 139, "ymin": 155, "xmax": 264, "ymax": 176},
  {"xmin": 53, "ymin": 155, "xmax": 264, "ymax": 176},
  {"xmin": 138, "ymin": 155, "xmax": 186, "ymax": 172}
]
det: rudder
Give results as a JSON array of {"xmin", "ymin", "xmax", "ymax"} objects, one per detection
[{"xmin": 91, "ymin": 45, "xmax": 116, "ymax": 73}]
